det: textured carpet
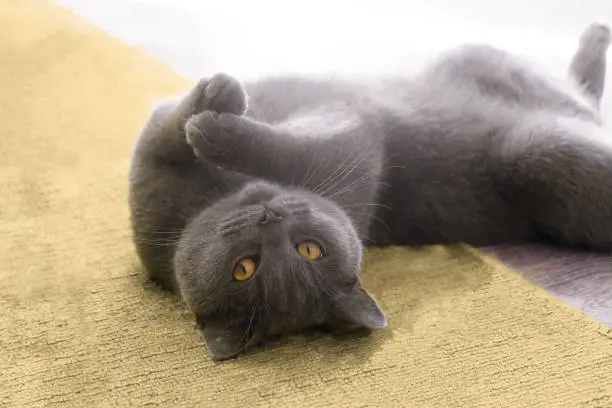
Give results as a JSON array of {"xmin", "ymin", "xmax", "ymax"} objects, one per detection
[{"xmin": 2, "ymin": 1, "xmax": 612, "ymax": 407}]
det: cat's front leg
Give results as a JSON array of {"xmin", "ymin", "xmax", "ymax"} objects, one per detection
[
  {"xmin": 169, "ymin": 72, "xmax": 248, "ymax": 141},
  {"xmin": 133, "ymin": 73, "xmax": 248, "ymax": 165},
  {"xmin": 185, "ymin": 111, "xmax": 284, "ymax": 168},
  {"xmin": 185, "ymin": 111, "xmax": 384, "ymax": 236},
  {"xmin": 185, "ymin": 102, "xmax": 385, "ymax": 188},
  {"xmin": 184, "ymin": 111, "xmax": 366, "ymax": 191}
]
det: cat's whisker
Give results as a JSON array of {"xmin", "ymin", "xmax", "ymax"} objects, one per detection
[
  {"xmin": 324, "ymin": 171, "xmax": 385, "ymax": 200},
  {"xmin": 310, "ymin": 145, "xmax": 363, "ymax": 194},
  {"xmin": 309, "ymin": 112, "xmax": 402, "ymax": 196},
  {"xmin": 137, "ymin": 231, "xmax": 227, "ymax": 250},
  {"xmin": 309, "ymin": 268, "xmax": 339, "ymax": 298},
  {"xmin": 319, "ymin": 170, "xmax": 374, "ymax": 200},
  {"xmin": 133, "ymin": 239, "xmax": 181, "ymax": 247},
  {"xmin": 314, "ymin": 145, "xmax": 375, "ymax": 197},
  {"xmin": 343, "ymin": 208, "xmax": 391, "ymax": 233},
  {"xmin": 239, "ymin": 300, "xmax": 259, "ymax": 348},
  {"xmin": 329, "ymin": 156, "xmax": 401, "ymax": 196},
  {"xmin": 300, "ymin": 154, "xmax": 328, "ymax": 190},
  {"xmin": 295, "ymin": 264, "xmax": 320, "ymax": 294},
  {"xmin": 311, "ymin": 139, "xmax": 374, "ymax": 195},
  {"xmin": 343, "ymin": 202, "xmax": 392, "ymax": 211},
  {"xmin": 132, "ymin": 228, "xmax": 186, "ymax": 247},
  {"xmin": 316, "ymin": 118, "xmax": 394, "ymax": 198},
  {"xmin": 325, "ymin": 174, "xmax": 374, "ymax": 199}
]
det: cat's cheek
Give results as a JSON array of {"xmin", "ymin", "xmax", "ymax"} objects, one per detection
[
  {"xmin": 173, "ymin": 260, "xmax": 212, "ymax": 318},
  {"xmin": 175, "ymin": 279, "xmax": 200, "ymax": 316}
]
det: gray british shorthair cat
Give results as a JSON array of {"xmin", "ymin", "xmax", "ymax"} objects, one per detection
[{"xmin": 129, "ymin": 23, "xmax": 611, "ymax": 360}]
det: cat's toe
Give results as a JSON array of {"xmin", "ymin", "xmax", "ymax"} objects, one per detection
[
  {"xmin": 185, "ymin": 111, "xmax": 232, "ymax": 160},
  {"xmin": 580, "ymin": 22, "xmax": 611, "ymax": 49},
  {"xmin": 192, "ymin": 73, "xmax": 248, "ymax": 116}
]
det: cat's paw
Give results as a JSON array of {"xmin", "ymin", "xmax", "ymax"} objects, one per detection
[
  {"xmin": 580, "ymin": 22, "xmax": 611, "ymax": 50},
  {"xmin": 185, "ymin": 111, "xmax": 240, "ymax": 160},
  {"xmin": 192, "ymin": 73, "xmax": 248, "ymax": 116}
]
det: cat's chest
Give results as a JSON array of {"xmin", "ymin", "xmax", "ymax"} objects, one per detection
[{"xmin": 279, "ymin": 102, "xmax": 362, "ymax": 137}]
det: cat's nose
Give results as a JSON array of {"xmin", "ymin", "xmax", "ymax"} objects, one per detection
[{"xmin": 259, "ymin": 206, "xmax": 283, "ymax": 226}]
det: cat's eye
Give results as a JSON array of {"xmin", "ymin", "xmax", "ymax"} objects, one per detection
[
  {"xmin": 296, "ymin": 241, "xmax": 323, "ymax": 260},
  {"xmin": 232, "ymin": 257, "xmax": 257, "ymax": 281}
]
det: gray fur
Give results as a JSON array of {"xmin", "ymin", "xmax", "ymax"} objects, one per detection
[{"xmin": 129, "ymin": 23, "xmax": 611, "ymax": 360}]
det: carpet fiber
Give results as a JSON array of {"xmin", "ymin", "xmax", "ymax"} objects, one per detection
[{"xmin": 1, "ymin": 1, "xmax": 612, "ymax": 407}]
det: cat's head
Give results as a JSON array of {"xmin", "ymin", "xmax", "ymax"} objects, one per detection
[{"xmin": 174, "ymin": 181, "xmax": 386, "ymax": 360}]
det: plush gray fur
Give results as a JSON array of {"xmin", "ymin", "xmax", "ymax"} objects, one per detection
[{"xmin": 129, "ymin": 23, "xmax": 611, "ymax": 360}]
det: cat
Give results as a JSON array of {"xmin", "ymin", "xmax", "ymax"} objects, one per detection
[{"xmin": 129, "ymin": 23, "xmax": 611, "ymax": 360}]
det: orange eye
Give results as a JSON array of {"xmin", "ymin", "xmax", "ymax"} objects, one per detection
[
  {"xmin": 296, "ymin": 241, "xmax": 323, "ymax": 260},
  {"xmin": 232, "ymin": 257, "xmax": 257, "ymax": 281}
]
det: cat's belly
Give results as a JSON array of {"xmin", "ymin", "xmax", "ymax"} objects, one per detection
[
  {"xmin": 365, "ymin": 157, "xmax": 537, "ymax": 247},
  {"xmin": 366, "ymin": 201, "xmax": 537, "ymax": 247},
  {"xmin": 366, "ymin": 215, "xmax": 536, "ymax": 247}
]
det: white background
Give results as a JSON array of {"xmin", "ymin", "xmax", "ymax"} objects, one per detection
[{"xmin": 56, "ymin": 0, "xmax": 612, "ymax": 81}]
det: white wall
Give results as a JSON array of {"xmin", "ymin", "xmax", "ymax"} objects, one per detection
[{"xmin": 55, "ymin": 0, "xmax": 611, "ymax": 77}]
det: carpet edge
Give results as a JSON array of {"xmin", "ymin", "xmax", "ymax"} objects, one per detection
[{"xmin": 467, "ymin": 245, "xmax": 612, "ymax": 336}]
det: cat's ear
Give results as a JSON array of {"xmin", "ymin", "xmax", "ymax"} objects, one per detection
[
  {"xmin": 332, "ymin": 283, "xmax": 387, "ymax": 330},
  {"xmin": 197, "ymin": 317, "xmax": 250, "ymax": 361}
]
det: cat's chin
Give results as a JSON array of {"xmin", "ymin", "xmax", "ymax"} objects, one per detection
[{"xmin": 202, "ymin": 324, "xmax": 258, "ymax": 361}]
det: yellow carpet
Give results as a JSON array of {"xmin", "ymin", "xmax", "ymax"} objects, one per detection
[{"xmin": 1, "ymin": 1, "xmax": 612, "ymax": 407}]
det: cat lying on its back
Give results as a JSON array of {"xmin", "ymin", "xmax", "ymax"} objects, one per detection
[{"xmin": 129, "ymin": 23, "xmax": 611, "ymax": 360}]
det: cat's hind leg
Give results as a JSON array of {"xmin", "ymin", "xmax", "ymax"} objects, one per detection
[
  {"xmin": 569, "ymin": 22, "xmax": 611, "ymax": 107},
  {"xmin": 428, "ymin": 44, "xmax": 595, "ymax": 118},
  {"xmin": 503, "ymin": 116, "xmax": 612, "ymax": 249}
]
